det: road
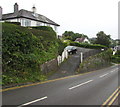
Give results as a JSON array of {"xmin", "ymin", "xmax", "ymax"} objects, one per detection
[{"xmin": 2, "ymin": 64, "xmax": 119, "ymax": 106}]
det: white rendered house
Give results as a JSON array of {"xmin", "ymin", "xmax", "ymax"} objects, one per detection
[
  {"xmin": 75, "ymin": 37, "xmax": 90, "ymax": 44},
  {"xmin": 0, "ymin": 3, "xmax": 60, "ymax": 31}
]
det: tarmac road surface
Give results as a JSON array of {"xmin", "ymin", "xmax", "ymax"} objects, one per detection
[{"xmin": 2, "ymin": 64, "xmax": 119, "ymax": 106}]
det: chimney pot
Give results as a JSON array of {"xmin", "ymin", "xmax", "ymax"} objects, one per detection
[
  {"xmin": 0, "ymin": 6, "xmax": 2, "ymax": 20},
  {"xmin": 14, "ymin": 3, "xmax": 19, "ymax": 13},
  {"xmin": 32, "ymin": 5, "xmax": 36, "ymax": 13}
]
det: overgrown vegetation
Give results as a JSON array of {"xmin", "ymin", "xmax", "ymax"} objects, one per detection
[
  {"xmin": 94, "ymin": 31, "xmax": 111, "ymax": 47},
  {"xmin": 5, "ymin": 21, "xmax": 21, "ymax": 25},
  {"xmin": 31, "ymin": 26, "xmax": 56, "ymax": 33},
  {"xmin": 62, "ymin": 31, "xmax": 88, "ymax": 41},
  {"xmin": 2, "ymin": 23, "xmax": 64, "ymax": 86},
  {"xmin": 78, "ymin": 49, "xmax": 112, "ymax": 73},
  {"xmin": 111, "ymin": 50, "xmax": 120, "ymax": 63},
  {"xmin": 62, "ymin": 31, "xmax": 117, "ymax": 48}
]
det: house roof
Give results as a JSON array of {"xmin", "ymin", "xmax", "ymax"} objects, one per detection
[
  {"xmin": 75, "ymin": 38, "xmax": 85, "ymax": 42},
  {"xmin": 2, "ymin": 9, "xmax": 60, "ymax": 26}
]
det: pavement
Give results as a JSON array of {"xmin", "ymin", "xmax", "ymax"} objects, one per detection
[{"xmin": 2, "ymin": 64, "xmax": 119, "ymax": 106}]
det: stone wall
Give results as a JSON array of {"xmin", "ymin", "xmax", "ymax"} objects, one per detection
[
  {"xmin": 78, "ymin": 49, "xmax": 112, "ymax": 73},
  {"xmin": 83, "ymin": 49, "xmax": 101, "ymax": 60},
  {"xmin": 40, "ymin": 58, "xmax": 58, "ymax": 74},
  {"xmin": 40, "ymin": 50, "xmax": 69, "ymax": 74}
]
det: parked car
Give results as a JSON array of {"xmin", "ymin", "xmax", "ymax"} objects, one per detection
[{"xmin": 65, "ymin": 46, "xmax": 77, "ymax": 54}]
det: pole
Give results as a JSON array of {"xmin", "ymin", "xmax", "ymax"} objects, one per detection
[{"xmin": 80, "ymin": 52, "xmax": 83, "ymax": 63}]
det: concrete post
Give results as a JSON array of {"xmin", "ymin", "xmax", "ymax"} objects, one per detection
[
  {"xmin": 80, "ymin": 52, "xmax": 83, "ymax": 63},
  {"xmin": 0, "ymin": 6, "xmax": 2, "ymax": 20}
]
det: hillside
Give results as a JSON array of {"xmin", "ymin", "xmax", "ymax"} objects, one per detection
[{"xmin": 2, "ymin": 22, "xmax": 62, "ymax": 86}]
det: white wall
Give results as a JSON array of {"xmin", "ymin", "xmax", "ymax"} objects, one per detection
[
  {"xmin": 50, "ymin": 25, "xmax": 58, "ymax": 32},
  {"xmin": 57, "ymin": 50, "xmax": 68, "ymax": 65},
  {"xmin": 5, "ymin": 18, "xmax": 18, "ymax": 22},
  {"xmin": 3, "ymin": 18, "xmax": 58, "ymax": 32},
  {"xmin": 84, "ymin": 38, "xmax": 90, "ymax": 43}
]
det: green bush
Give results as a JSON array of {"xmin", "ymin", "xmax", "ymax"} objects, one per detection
[
  {"xmin": 78, "ymin": 49, "xmax": 112, "ymax": 73},
  {"xmin": 111, "ymin": 55, "xmax": 120, "ymax": 63},
  {"xmin": 2, "ymin": 23, "xmax": 59, "ymax": 85},
  {"xmin": 5, "ymin": 21, "xmax": 21, "ymax": 25},
  {"xmin": 58, "ymin": 40, "xmax": 67, "ymax": 55},
  {"xmin": 111, "ymin": 50, "xmax": 120, "ymax": 63},
  {"xmin": 31, "ymin": 26, "xmax": 56, "ymax": 35},
  {"xmin": 69, "ymin": 41, "xmax": 107, "ymax": 49}
]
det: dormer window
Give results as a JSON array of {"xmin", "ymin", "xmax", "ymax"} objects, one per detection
[{"xmin": 32, "ymin": 13, "xmax": 39, "ymax": 18}]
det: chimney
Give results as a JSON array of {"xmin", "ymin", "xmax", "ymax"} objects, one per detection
[
  {"xmin": 32, "ymin": 5, "xmax": 36, "ymax": 13},
  {"xmin": 0, "ymin": 6, "xmax": 2, "ymax": 20},
  {"xmin": 14, "ymin": 3, "xmax": 18, "ymax": 13}
]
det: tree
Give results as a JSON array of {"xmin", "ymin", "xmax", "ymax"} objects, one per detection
[
  {"xmin": 110, "ymin": 39, "xmax": 117, "ymax": 47},
  {"xmin": 95, "ymin": 31, "xmax": 111, "ymax": 47},
  {"xmin": 63, "ymin": 31, "xmax": 74, "ymax": 37},
  {"xmin": 62, "ymin": 31, "xmax": 88, "ymax": 41},
  {"xmin": 115, "ymin": 39, "xmax": 120, "ymax": 45},
  {"xmin": 89, "ymin": 37, "xmax": 97, "ymax": 44}
]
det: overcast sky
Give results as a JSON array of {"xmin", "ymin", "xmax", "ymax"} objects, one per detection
[{"xmin": 0, "ymin": 0, "xmax": 119, "ymax": 39}]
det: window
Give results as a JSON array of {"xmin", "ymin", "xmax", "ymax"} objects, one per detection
[
  {"xmin": 47, "ymin": 24, "xmax": 50, "ymax": 26},
  {"xmin": 25, "ymin": 19, "xmax": 31, "ymax": 26},
  {"xmin": 37, "ymin": 22, "xmax": 42, "ymax": 26},
  {"xmin": 21, "ymin": 19, "xmax": 24, "ymax": 26},
  {"xmin": 54, "ymin": 26, "xmax": 57, "ymax": 31}
]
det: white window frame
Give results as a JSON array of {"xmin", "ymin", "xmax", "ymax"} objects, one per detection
[{"xmin": 24, "ymin": 19, "xmax": 31, "ymax": 26}]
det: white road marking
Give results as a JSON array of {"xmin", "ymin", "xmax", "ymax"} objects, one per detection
[
  {"xmin": 69, "ymin": 80, "xmax": 93, "ymax": 90},
  {"xmin": 111, "ymin": 69, "xmax": 118, "ymax": 73},
  {"xmin": 18, "ymin": 96, "xmax": 47, "ymax": 107},
  {"xmin": 111, "ymin": 70, "xmax": 115, "ymax": 73},
  {"xmin": 99, "ymin": 73, "xmax": 109, "ymax": 78}
]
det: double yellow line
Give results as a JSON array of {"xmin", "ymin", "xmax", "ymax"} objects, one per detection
[
  {"xmin": 101, "ymin": 87, "xmax": 120, "ymax": 107},
  {"xmin": 1, "ymin": 65, "xmax": 117, "ymax": 92},
  {"xmin": 0, "ymin": 71, "xmax": 94, "ymax": 92}
]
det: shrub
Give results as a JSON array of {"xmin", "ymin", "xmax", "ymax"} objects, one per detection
[
  {"xmin": 5, "ymin": 21, "xmax": 21, "ymax": 25},
  {"xmin": 78, "ymin": 49, "xmax": 112, "ymax": 73},
  {"xmin": 31, "ymin": 26, "xmax": 56, "ymax": 35},
  {"xmin": 2, "ymin": 23, "xmax": 59, "ymax": 85},
  {"xmin": 69, "ymin": 41, "xmax": 106, "ymax": 49},
  {"xmin": 58, "ymin": 40, "xmax": 67, "ymax": 55},
  {"xmin": 111, "ymin": 55, "xmax": 120, "ymax": 63}
]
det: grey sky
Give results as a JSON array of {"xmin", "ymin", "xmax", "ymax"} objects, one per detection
[{"xmin": 0, "ymin": 0, "xmax": 119, "ymax": 39}]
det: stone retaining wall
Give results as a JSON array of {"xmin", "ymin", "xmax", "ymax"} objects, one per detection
[{"xmin": 40, "ymin": 58, "xmax": 58, "ymax": 74}]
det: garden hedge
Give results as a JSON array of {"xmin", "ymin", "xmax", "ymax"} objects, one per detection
[{"xmin": 2, "ymin": 23, "xmax": 63, "ymax": 85}]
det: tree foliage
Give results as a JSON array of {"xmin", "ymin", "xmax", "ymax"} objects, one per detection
[
  {"xmin": 62, "ymin": 31, "xmax": 88, "ymax": 41},
  {"xmin": 115, "ymin": 39, "xmax": 120, "ymax": 45},
  {"xmin": 95, "ymin": 31, "xmax": 111, "ymax": 47}
]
